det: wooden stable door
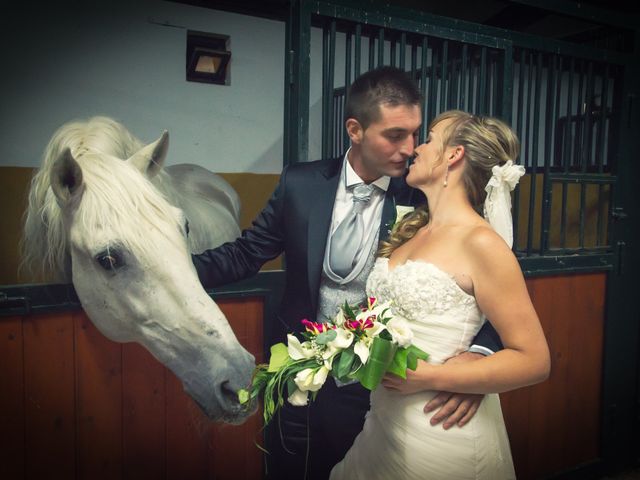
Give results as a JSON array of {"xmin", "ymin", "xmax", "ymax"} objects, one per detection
[
  {"xmin": 0, "ymin": 298, "xmax": 265, "ymax": 480},
  {"xmin": 0, "ymin": 273, "xmax": 606, "ymax": 480}
]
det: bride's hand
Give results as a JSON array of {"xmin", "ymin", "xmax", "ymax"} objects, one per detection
[
  {"xmin": 424, "ymin": 352, "xmax": 485, "ymax": 429},
  {"xmin": 381, "ymin": 361, "xmax": 433, "ymax": 395}
]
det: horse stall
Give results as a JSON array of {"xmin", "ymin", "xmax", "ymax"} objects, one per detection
[
  {"xmin": 1, "ymin": 1, "xmax": 639, "ymax": 480},
  {"xmin": 0, "ymin": 279, "xmax": 282, "ymax": 480}
]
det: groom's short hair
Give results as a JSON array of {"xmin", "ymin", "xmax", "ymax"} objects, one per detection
[{"xmin": 345, "ymin": 66, "xmax": 422, "ymax": 129}]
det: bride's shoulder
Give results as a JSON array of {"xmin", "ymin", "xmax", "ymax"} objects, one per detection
[{"xmin": 463, "ymin": 224, "xmax": 513, "ymax": 259}]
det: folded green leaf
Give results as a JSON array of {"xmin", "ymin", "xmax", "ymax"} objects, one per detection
[{"xmin": 267, "ymin": 343, "xmax": 290, "ymax": 372}]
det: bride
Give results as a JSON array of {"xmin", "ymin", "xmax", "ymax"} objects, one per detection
[{"xmin": 330, "ymin": 110, "xmax": 551, "ymax": 479}]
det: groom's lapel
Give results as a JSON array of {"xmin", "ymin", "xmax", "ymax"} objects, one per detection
[
  {"xmin": 379, "ymin": 176, "xmax": 408, "ymax": 242},
  {"xmin": 307, "ymin": 158, "xmax": 342, "ymax": 315},
  {"xmin": 379, "ymin": 189, "xmax": 396, "ymax": 243}
]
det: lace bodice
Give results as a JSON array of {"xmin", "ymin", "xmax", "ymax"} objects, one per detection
[{"xmin": 366, "ymin": 257, "xmax": 484, "ymax": 364}]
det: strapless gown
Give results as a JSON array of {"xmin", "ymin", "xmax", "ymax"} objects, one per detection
[{"xmin": 330, "ymin": 258, "xmax": 516, "ymax": 480}]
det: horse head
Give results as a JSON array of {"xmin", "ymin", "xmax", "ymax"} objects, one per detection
[{"xmin": 37, "ymin": 124, "xmax": 255, "ymax": 424}]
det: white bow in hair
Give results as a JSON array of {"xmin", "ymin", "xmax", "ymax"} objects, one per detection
[{"xmin": 483, "ymin": 160, "xmax": 526, "ymax": 248}]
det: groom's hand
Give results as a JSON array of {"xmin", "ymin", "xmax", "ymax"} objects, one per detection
[{"xmin": 423, "ymin": 351, "xmax": 485, "ymax": 429}]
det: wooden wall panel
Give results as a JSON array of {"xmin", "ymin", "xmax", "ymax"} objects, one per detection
[
  {"xmin": 122, "ymin": 343, "xmax": 166, "ymax": 480},
  {"xmin": 75, "ymin": 311, "xmax": 124, "ymax": 479},
  {"xmin": 23, "ymin": 313, "xmax": 76, "ymax": 479},
  {"xmin": 1, "ymin": 278, "xmax": 606, "ymax": 480},
  {"xmin": 0, "ymin": 316, "xmax": 25, "ymax": 480},
  {"xmin": 213, "ymin": 299, "xmax": 265, "ymax": 480},
  {"xmin": 165, "ymin": 370, "xmax": 210, "ymax": 480},
  {"xmin": 502, "ymin": 273, "xmax": 606, "ymax": 480}
]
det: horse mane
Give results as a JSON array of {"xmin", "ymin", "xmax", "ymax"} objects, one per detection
[{"xmin": 21, "ymin": 116, "xmax": 180, "ymax": 282}]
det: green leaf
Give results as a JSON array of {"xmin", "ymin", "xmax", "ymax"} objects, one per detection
[
  {"xmin": 237, "ymin": 388, "xmax": 250, "ymax": 405},
  {"xmin": 316, "ymin": 329, "xmax": 337, "ymax": 345},
  {"xmin": 335, "ymin": 348, "xmax": 356, "ymax": 379},
  {"xmin": 343, "ymin": 301, "xmax": 357, "ymax": 320},
  {"xmin": 406, "ymin": 345, "xmax": 429, "ymax": 370},
  {"xmin": 355, "ymin": 337, "xmax": 397, "ymax": 390},
  {"xmin": 387, "ymin": 347, "xmax": 410, "ymax": 379},
  {"xmin": 267, "ymin": 343, "xmax": 290, "ymax": 372},
  {"xmin": 286, "ymin": 377, "xmax": 297, "ymax": 397}
]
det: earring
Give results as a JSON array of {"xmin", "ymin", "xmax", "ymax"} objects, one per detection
[{"xmin": 443, "ymin": 163, "xmax": 449, "ymax": 187}]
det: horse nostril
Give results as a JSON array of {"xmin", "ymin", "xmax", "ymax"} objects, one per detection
[{"xmin": 220, "ymin": 380, "xmax": 239, "ymax": 406}]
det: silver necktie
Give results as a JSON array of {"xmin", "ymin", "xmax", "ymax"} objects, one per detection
[{"xmin": 329, "ymin": 183, "xmax": 375, "ymax": 278}]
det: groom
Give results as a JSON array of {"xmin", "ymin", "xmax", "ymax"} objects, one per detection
[{"xmin": 193, "ymin": 66, "xmax": 502, "ymax": 479}]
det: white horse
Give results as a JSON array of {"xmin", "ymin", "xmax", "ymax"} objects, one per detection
[{"xmin": 22, "ymin": 116, "xmax": 255, "ymax": 424}]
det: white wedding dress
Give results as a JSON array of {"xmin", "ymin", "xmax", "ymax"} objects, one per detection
[{"xmin": 330, "ymin": 258, "xmax": 516, "ymax": 480}]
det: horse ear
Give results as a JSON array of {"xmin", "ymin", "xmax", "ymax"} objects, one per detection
[
  {"xmin": 50, "ymin": 148, "xmax": 85, "ymax": 208},
  {"xmin": 128, "ymin": 130, "xmax": 169, "ymax": 179}
]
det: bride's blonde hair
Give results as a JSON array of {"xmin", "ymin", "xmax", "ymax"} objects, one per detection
[{"xmin": 378, "ymin": 110, "xmax": 520, "ymax": 258}]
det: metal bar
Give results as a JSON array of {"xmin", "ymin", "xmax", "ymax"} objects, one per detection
[
  {"xmin": 564, "ymin": 57, "xmax": 575, "ymax": 174},
  {"xmin": 598, "ymin": 64, "xmax": 611, "ymax": 173},
  {"xmin": 377, "ymin": 28, "xmax": 385, "ymax": 66},
  {"xmin": 577, "ymin": 61, "xmax": 590, "ymax": 248},
  {"xmin": 478, "ymin": 47, "xmax": 487, "ymax": 113},
  {"xmin": 512, "ymin": 50, "xmax": 525, "ymax": 251},
  {"xmin": 440, "ymin": 40, "xmax": 448, "ymax": 112},
  {"xmin": 284, "ymin": 0, "xmax": 311, "ymax": 165},
  {"xmin": 469, "ymin": 47, "xmax": 476, "ymax": 114},
  {"xmin": 506, "ymin": 0, "xmax": 639, "ymax": 30},
  {"xmin": 525, "ymin": 51, "xmax": 534, "ymax": 170},
  {"xmin": 526, "ymin": 52, "xmax": 542, "ymax": 255},
  {"xmin": 328, "ymin": 20, "xmax": 336, "ymax": 158},
  {"xmin": 582, "ymin": 61, "xmax": 595, "ymax": 172},
  {"xmin": 420, "ymin": 36, "xmax": 429, "ymax": 143},
  {"xmin": 498, "ymin": 44, "xmax": 515, "ymax": 125},
  {"xmin": 430, "ymin": 44, "xmax": 439, "ymax": 119},
  {"xmin": 354, "ymin": 23, "xmax": 362, "ymax": 78},
  {"xmin": 322, "ymin": 23, "xmax": 329, "ymax": 160},
  {"xmin": 540, "ymin": 54, "xmax": 558, "ymax": 254},
  {"xmin": 575, "ymin": 59, "xmax": 586, "ymax": 170},
  {"xmin": 390, "ymin": 37, "xmax": 396, "ymax": 67},
  {"xmin": 399, "ymin": 32, "xmax": 407, "ymax": 70},
  {"xmin": 560, "ymin": 179, "xmax": 568, "ymax": 249},
  {"xmin": 411, "ymin": 38, "xmax": 417, "ymax": 79},
  {"xmin": 519, "ymin": 251, "xmax": 614, "ymax": 277},
  {"xmin": 549, "ymin": 173, "xmax": 617, "ymax": 183},
  {"xmin": 450, "ymin": 45, "xmax": 459, "ymax": 109},
  {"xmin": 312, "ymin": 2, "xmax": 629, "ymax": 64},
  {"xmin": 460, "ymin": 44, "xmax": 468, "ymax": 111},
  {"xmin": 579, "ymin": 182, "xmax": 587, "ymax": 248},
  {"xmin": 596, "ymin": 64, "xmax": 611, "ymax": 246},
  {"xmin": 369, "ymin": 34, "xmax": 375, "ymax": 70},
  {"xmin": 491, "ymin": 54, "xmax": 498, "ymax": 116}
]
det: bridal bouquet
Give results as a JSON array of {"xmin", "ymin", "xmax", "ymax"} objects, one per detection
[{"xmin": 238, "ymin": 297, "xmax": 429, "ymax": 425}]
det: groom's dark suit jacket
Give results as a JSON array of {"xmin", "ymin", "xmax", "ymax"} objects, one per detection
[{"xmin": 193, "ymin": 155, "xmax": 501, "ymax": 353}]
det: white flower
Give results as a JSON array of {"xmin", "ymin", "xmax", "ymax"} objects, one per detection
[
  {"xmin": 321, "ymin": 328, "xmax": 355, "ymax": 369},
  {"xmin": 328, "ymin": 328, "xmax": 354, "ymax": 350},
  {"xmin": 386, "ymin": 317, "xmax": 414, "ymax": 347},
  {"xmin": 395, "ymin": 205, "xmax": 414, "ymax": 222},
  {"xmin": 294, "ymin": 366, "xmax": 330, "ymax": 392},
  {"xmin": 287, "ymin": 388, "xmax": 309, "ymax": 406},
  {"xmin": 287, "ymin": 334, "xmax": 316, "ymax": 360},
  {"xmin": 333, "ymin": 308, "xmax": 347, "ymax": 327},
  {"xmin": 354, "ymin": 338, "xmax": 372, "ymax": 364}
]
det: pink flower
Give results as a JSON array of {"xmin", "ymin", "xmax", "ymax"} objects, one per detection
[
  {"xmin": 367, "ymin": 296, "xmax": 378, "ymax": 310},
  {"xmin": 301, "ymin": 319, "xmax": 335, "ymax": 335},
  {"xmin": 345, "ymin": 315, "xmax": 376, "ymax": 333}
]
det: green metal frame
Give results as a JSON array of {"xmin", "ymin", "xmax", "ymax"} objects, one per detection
[{"xmin": 282, "ymin": 1, "xmax": 640, "ymax": 477}]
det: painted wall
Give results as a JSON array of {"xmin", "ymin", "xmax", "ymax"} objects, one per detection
[{"xmin": 0, "ymin": 0, "xmax": 286, "ymax": 174}]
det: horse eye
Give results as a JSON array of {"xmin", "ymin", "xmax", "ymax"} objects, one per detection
[
  {"xmin": 185, "ymin": 220, "xmax": 190, "ymax": 237},
  {"xmin": 96, "ymin": 249, "xmax": 124, "ymax": 271}
]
